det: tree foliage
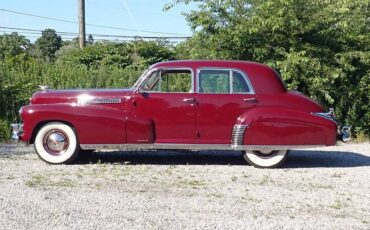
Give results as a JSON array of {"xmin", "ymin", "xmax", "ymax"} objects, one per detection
[
  {"xmin": 0, "ymin": 33, "xmax": 176, "ymax": 142},
  {"xmin": 0, "ymin": 0, "xmax": 369, "ymax": 141},
  {"xmin": 56, "ymin": 39, "xmax": 175, "ymax": 69},
  {"xmin": 0, "ymin": 33, "xmax": 31, "ymax": 60},
  {"xmin": 35, "ymin": 29, "xmax": 62, "ymax": 61},
  {"xmin": 87, "ymin": 34, "xmax": 94, "ymax": 45},
  {"xmin": 170, "ymin": 0, "xmax": 370, "ymax": 136}
]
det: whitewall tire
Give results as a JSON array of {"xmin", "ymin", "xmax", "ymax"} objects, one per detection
[
  {"xmin": 34, "ymin": 122, "xmax": 80, "ymax": 164},
  {"xmin": 243, "ymin": 150, "xmax": 288, "ymax": 168}
]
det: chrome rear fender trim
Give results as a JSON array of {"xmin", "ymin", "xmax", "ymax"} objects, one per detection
[{"xmin": 231, "ymin": 125, "xmax": 248, "ymax": 147}]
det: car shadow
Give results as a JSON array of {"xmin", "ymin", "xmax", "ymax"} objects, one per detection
[
  {"xmin": 76, "ymin": 150, "xmax": 246, "ymax": 166},
  {"xmin": 75, "ymin": 149, "xmax": 370, "ymax": 168},
  {"xmin": 284, "ymin": 150, "xmax": 370, "ymax": 168}
]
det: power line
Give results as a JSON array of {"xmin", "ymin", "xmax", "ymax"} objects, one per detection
[
  {"xmin": 0, "ymin": 26, "xmax": 190, "ymax": 40},
  {"xmin": 0, "ymin": 32, "xmax": 181, "ymax": 43},
  {"xmin": 86, "ymin": 0, "xmax": 183, "ymax": 18},
  {"xmin": 0, "ymin": 8, "xmax": 190, "ymax": 36}
]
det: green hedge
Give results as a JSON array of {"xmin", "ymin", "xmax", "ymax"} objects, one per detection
[{"xmin": 0, "ymin": 119, "xmax": 10, "ymax": 142}]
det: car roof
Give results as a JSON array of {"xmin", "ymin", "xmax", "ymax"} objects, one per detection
[
  {"xmin": 150, "ymin": 60, "xmax": 271, "ymax": 70},
  {"xmin": 150, "ymin": 60, "xmax": 286, "ymax": 94}
]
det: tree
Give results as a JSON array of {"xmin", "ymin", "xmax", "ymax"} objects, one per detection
[
  {"xmin": 129, "ymin": 39, "xmax": 175, "ymax": 66},
  {"xmin": 87, "ymin": 34, "xmax": 94, "ymax": 45},
  {"xmin": 56, "ymin": 40, "xmax": 175, "ymax": 69},
  {"xmin": 0, "ymin": 33, "xmax": 34, "ymax": 128},
  {"xmin": 0, "ymin": 32, "xmax": 31, "ymax": 60},
  {"xmin": 35, "ymin": 29, "xmax": 62, "ymax": 61},
  {"xmin": 168, "ymin": 0, "xmax": 370, "ymax": 136}
]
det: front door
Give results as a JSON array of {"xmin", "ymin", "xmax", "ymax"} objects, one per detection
[
  {"xmin": 196, "ymin": 68, "xmax": 257, "ymax": 144},
  {"xmin": 131, "ymin": 68, "xmax": 196, "ymax": 143}
]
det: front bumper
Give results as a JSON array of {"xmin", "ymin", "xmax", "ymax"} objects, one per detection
[{"xmin": 10, "ymin": 123, "xmax": 23, "ymax": 142}]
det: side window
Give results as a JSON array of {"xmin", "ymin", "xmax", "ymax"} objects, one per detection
[
  {"xmin": 232, "ymin": 71, "xmax": 250, "ymax": 93},
  {"xmin": 199, "ymin": 70, "xmax": 230, "ymax": 93},
  {"xmin": 161, "ymin": 69, "xmax": 192, "ymax": 93},
  {"xmin": 141, "ymin": 70, "xmax": 160, "ymax": 92},
  {"xmin": 198, "ymin": 69, "xmax": 252, "ymax": 94},
  {"xmin": 141, "ymin": 69, "xmax": 192, "ymax": 93}
]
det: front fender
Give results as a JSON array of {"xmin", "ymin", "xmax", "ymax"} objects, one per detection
[
  {"xmin": 20, "ymin": 104, "xmax": 125, "ymax": 144},
  {"xmin": 235, "ymin": 107, "xmax": 337, "ymax": 146}
]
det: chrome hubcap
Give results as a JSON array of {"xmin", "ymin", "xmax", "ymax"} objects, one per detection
[{"xmin": 43, "ymin": 130, "xmax": 69, "ymax": 155}]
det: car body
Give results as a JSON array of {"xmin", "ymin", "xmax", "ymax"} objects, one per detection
[{"xmin": 11, "ymin": 60, "xmax": 349, "ymax": 167}]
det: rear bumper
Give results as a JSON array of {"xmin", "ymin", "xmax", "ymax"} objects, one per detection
[
  {"xmin": 312, "ymin": 108, "xmax": 351, "ymax": 143},
  {"xmin": 337, "ymin": 125, "xmax": 351, "ymax": 143}
]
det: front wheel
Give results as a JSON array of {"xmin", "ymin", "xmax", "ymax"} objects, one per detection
[
  {"xmin": 34, "ymin": 122, "xmax": 80, "ymax": 164},
  {"xmin": 242, "ymin": 150, "xmax": 288, "ymax": 168}
]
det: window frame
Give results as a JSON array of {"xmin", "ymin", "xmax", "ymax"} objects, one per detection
[
  {"xmin": 138, "ymin": 67, "xmax": 194, "ymax": 94},
  {"xmin": 196, "ymin": 68, "xmax": 255, "ymax": 94}
]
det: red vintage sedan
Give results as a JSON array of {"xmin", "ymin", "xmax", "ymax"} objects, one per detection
[{"xmin": 11, "ymin": 60, "xmax": 350, "ymax": 168}]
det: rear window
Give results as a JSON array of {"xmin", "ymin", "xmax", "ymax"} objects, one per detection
[{"xmin": 198, "ymin": 69, "xmax": 253, "ymax": 94}]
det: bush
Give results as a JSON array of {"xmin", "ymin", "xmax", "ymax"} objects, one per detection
[
  {"xmin": 0, "ymin": 38, "xmax": 174, "ymax": 124},
  {"xmin": 0, "ymin": 119, "xmax": 10, "ymax": 142}
]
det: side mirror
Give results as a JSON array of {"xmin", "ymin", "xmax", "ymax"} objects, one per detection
[{"xmin": 140, "ymin": 91, "xmax": 150, "ymax": 99}]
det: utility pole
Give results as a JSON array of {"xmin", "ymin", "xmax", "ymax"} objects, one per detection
[{"xmin": 78, "ymin": 0, "xmax": 86, "ymax": 48}]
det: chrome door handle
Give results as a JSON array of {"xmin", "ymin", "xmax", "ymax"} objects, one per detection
[
  {"xmin": 182, "ymin": 98, "xmax": 196, "ymax": 104},
  {"xmin": 243, "ymin": 98, "xmax": 258, "ymax": 103}
]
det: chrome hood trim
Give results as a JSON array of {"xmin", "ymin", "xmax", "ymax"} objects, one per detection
[
  {"xmin": 30, "ymin": 88, "xmax": 132, "ymax": 105},
  {"xmin": 39, "ymin": 85, "xmax": 50, "ymax": 92}
]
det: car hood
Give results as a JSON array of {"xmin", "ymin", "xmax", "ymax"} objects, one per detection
[{"xmin": 30, "ymin": 88, "xmax": 134, "ymax": 105}]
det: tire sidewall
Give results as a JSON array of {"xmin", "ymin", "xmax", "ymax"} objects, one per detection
[
  {"xmin": 34, "ymin": 122, "xmax": 79, "ymax": 164},
  {"xmin": 243, "ymin": 150, "xmax": 288, "ymax": 168}
]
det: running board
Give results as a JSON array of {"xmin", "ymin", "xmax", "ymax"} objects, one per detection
[{"xmin": 80, "ymin": 144, "xmax": 325, "ymax": 151}]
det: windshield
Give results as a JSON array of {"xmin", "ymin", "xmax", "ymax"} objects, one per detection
[{"xmin": 132, "ymin": 68, "xmax": 150, "ymax": 89}]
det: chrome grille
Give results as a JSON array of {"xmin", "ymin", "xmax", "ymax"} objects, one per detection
[{"xmin": 231, "ymin": 125, "xmax": 248, "ymax": 146}]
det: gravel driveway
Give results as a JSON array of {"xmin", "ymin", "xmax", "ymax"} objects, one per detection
[{"xmin": 0, "ymin": 143, "xmax": 369, "ymax": 230}]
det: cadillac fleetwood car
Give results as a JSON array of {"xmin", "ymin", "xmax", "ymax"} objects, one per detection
[{"xmin": 11, "ymin": 60, "xmax": 350, "ymax": 168}]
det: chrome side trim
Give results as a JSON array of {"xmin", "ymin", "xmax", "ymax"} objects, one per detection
[
  {"xmin": 234, "ymin": 145, "xmax": 325, "ymax": 151},
  {"xmin": 81, "ymin": 144, "xmax": 231, "ymax": 151},
  {"xmin": 231, "ymin": 125, "xmax": 248, "ymax": 147},
  {"xmin": 80, "ymin": 143, "xmax": 325, "ymax": 151},
  {"xmin": 88, "ymin": 98, "xmax": 122, "ymax": 104},
  {"xmin": 78, "ymin": 96, "xmax": 122, "ymax": 105}
]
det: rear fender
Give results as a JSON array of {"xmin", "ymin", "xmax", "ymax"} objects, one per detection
[{"xmin": 235, "ymin": 107, "xmax": 337, "ymax": 146}]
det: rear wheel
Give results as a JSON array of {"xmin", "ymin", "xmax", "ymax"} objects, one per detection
[
  {"xmin": 243, "ymin": 150, "xmax": 288, "ymax": 168},
  {"xmin": 34, "ymin": 122, "xmax": 80, "ymax": 164}
]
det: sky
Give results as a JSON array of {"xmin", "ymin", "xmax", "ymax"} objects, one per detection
[{"xmin": 0, "ymin": 0, "xmax": 195, "ymax": 42}]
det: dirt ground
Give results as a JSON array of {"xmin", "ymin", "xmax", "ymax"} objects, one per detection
[{"xmin": 0, "ymin": 143, "xmax": 369, "ymax": 229}]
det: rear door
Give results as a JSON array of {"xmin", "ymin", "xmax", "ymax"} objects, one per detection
[{"xmin": 196, "ymin": 69, "xmax": 257, "ymax": 144}]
